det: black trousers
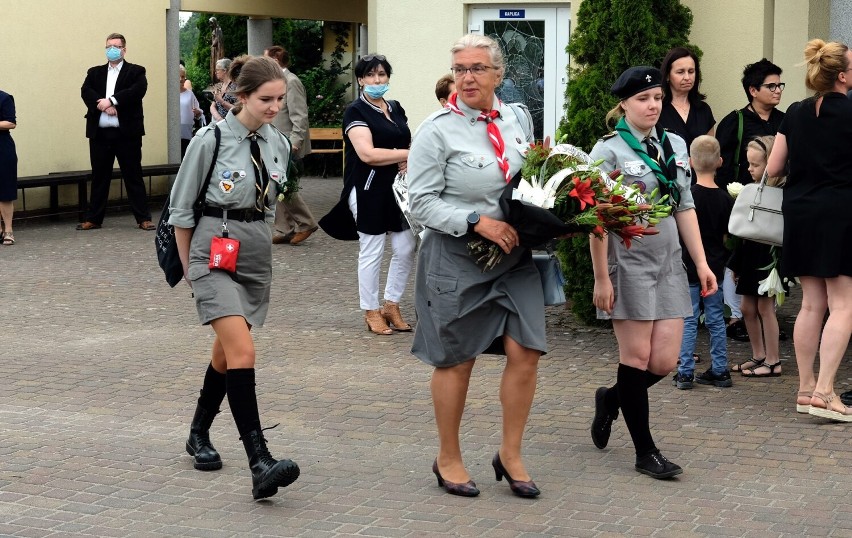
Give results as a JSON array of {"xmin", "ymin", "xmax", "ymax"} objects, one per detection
[{"xmin": 86, "ymin": 128, "xmax": 150, "ymax": 224}]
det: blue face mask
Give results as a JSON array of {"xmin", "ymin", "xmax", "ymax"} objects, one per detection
[
  {"xmin": 106, "ymin": 46, "xmax": 122, "ymax": 62},
  {"xmin": 363, "ymin": 84, "xmax": 389, "ymax": 99}
]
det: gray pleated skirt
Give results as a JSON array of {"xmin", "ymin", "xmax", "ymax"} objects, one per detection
[
  {"xmin": 597, "ymin": 217, "xmax": 691, "ymax": 321},
  {"xmin": 187, "ymin": 215, "xmax": 273, "ymax": 327},
  {"xmin": 411, "ymin": 231, "xmax": 547, "ymax": 367}
]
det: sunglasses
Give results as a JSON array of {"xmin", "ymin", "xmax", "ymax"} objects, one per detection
[{"xmin": 361, "ymin": 54, "xmax": 386, "ymax": 62}]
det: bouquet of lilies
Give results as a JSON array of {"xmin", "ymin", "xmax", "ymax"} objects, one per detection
[{"xmin": 468, "ymin": 141, "xmax": 672, "ymax": 271}]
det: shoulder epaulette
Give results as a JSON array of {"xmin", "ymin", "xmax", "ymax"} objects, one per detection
[{"xmin": 601, "ymin": 131, "xmax": 617, "ymax": 140}]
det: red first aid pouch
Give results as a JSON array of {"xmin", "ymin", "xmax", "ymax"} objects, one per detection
[{"xmin": 209, "ymin": 236, "xmax": 240, "ymax": 273}]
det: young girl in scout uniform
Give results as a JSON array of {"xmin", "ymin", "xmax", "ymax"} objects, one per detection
[
  {"xmin": 587, "ymin": 66, "xmax": 718, "ymax": 479},
  {"xmin": 169, "ymin": 55, "xmax": 299, "ymax": 500}
]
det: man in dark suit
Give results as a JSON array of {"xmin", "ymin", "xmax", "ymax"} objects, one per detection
[{"xmin": 78, "ymin": 32, "xmax": 152, "ymax": 231}]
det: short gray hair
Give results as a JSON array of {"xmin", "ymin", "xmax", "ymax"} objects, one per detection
[
  {"xmin": 450, "ymin": 34, "xmax": 505, "ymax": 80},
  {"xmin": 215, "ymin": 58, "xmax": 232, "ymax": 71}
]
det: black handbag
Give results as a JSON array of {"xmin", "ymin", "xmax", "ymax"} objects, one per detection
[{"xmin": 155, "ymin": 125, "xmax": 221, "ymax": 287}]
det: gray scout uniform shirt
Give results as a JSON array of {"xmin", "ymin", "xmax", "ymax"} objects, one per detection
[
  {"xmin": 407, "ymin": 97, "xmax": 533, "ymax": 235},
  {"xmin": 169, "ymin": 113, "xmax": 291, "ymax": 228},
  {"xmin": 590, "ymin": 122, "xmax": 693, "ymax": 211},
  {"xmin": 589, "ymin": 122, "xmax": 694, "ymax": 321}
]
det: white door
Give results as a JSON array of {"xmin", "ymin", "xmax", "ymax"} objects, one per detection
[{"xmin": 468, "ymin": 5, "xmax": 570, "ymax": 142}]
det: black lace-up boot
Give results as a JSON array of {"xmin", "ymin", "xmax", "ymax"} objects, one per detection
[
  {"xmin": 185, "ymin": 405, "xmax": 223, "ymax": 471},
  {"xmin": 240, "ymin": 428, "xmax": 300, "ymax": 499}
]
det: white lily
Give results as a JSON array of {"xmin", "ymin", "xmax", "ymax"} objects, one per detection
[
  {"xmin": 757, "ymin": 267, "xmax": 786, "ymax": 306},
  {"xmin": 727, "ymin": 182, "xmax": 745, "ymax": 198}
]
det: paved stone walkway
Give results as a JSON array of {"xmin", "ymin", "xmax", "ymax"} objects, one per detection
[{"xmin": 1, "ymin": 177, "xmax": 851, "ymax": 537}]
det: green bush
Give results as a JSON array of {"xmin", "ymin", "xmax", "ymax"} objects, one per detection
[{"xmin": 556, "ymin": 0, "xmax": 698, "ymax": 324}]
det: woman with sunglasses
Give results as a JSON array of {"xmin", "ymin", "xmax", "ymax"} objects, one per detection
[
  {"xmin": 407, "ymin": 34, "xmax": 541, "ymax": 498},
  {"xmin": 714, "ymin": 59, "xmax": 785, "ymax": 187},
  {"xmin": 321, "ymin": 54, "xmax": 415, "ymax": 335}
]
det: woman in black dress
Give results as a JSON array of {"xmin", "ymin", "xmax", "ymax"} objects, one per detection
[
  {"xmin": 321, "ymin": 55, "xmax": 415, "ymax": 335},
  {"xmin": 0, "ymin": 89, "xmax": 17, "ymax": 245},
  {"xmin": 658, "ymin": 47, "xmax": 715, "ymax": 152},
  {"xmin": 767, "ymin": 39, "xmax": 852, "ymax": 421}
]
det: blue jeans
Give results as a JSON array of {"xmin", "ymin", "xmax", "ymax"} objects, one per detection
[{"xmin": 678, "ymin": 282, "xmax": 728, "ymax": 377}]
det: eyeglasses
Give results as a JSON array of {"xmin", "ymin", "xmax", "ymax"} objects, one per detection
[
  {"xmin": 451, "ymin": 65, "xmax": 497, "ymax": 78},
  {"xmin": 361, "ymin": 54, "xmax": 386, "ymax": 62},
  {"xmin": 105, "ymin": 44, "xmax": 125, "ymax": 50},
  {"xmin": 760, "ymin": 82, "xmax": 785, "ymax": 92}
]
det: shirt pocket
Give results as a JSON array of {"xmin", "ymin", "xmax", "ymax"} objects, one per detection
[
  {"xmin": 457, "ymin": 153, "xmax": 499, "ymax": 191},
  {"xmin": 620, "ymin": 159, "xmax": 655, "ymax": 195}
]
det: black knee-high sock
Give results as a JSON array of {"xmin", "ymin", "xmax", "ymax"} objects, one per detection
[
  {"xmin": 604, "ymin": 383, "xmax": 620, "ymax": 414},
  {"xmin": 226, "ymin": 368, "xmax": 261, "ymax": 438},
  {"xmin": 645, "ymin": 371, "xmax": 666, "ymax": 388},
  {"xmin": 616, "ymin": 364, "xmax": 656, "ymax": 458},
  {"xmin": 198, "ymin": 363, "xmax": 227, "ymax": 411},
  {"xmin": 603, "ymin": 370, "xmax": 666, "ymax": 415}
]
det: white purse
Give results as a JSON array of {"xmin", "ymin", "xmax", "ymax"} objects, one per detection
[{"xmin": 728, "ymin": 171, "xmax": 783, "ymax": 247}]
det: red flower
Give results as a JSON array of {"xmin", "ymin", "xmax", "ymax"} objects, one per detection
[
  {"xmin": 569, "ymin": 177, "xmax": 596, "ymax": 210},
  {"xmin": 615, "ymin": 224, "xmax": 647, "ymax": 249}
]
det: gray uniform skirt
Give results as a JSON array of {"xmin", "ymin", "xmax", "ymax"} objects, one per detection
[
  {"xmin": 411, "ymin": 231, "xmax": 547, "ymax": 367},
  {"xmin": 187, "ymin": 215, "xmax": 273, "ymax": 327},
  {"xmin": 598, "ymin": 217, "xmax": 691, "ymax": 321}
]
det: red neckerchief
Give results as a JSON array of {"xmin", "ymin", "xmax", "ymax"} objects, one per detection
[{"xmin": 446, "ymin": 93, "xmax": 511, "ymax": 183}]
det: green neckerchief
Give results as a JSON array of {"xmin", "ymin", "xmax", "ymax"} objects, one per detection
[{"xmin": 614, "ymin": 117, "xmax": 679, "ymax": 207}]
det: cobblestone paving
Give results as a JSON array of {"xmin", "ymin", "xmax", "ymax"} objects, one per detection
[{"xmin": 1, "ymin": 177, "xmax": 851, "ymax": 537}]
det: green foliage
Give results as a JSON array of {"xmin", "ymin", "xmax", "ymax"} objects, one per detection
[
  {"xmin": 556, "ymin": 0, "xmax": 697, "ymax": 324},
  {"xmin": 190, "ymin": 13, "xmax": 249, "ymax": 91},
  {"xmin": 179, "ymin": 13, "xmax": 201, "ymax": 62},
  {"xmin": 300, "ymin": 22, "xmax": 351, "ymax": 128},
  {"xmin": 556, "ymin": 236, "xmax": 609, "ymax": 326},
  {"xmin": 271, "ymin": 19, "xmax": 324, "ymax": 74}
]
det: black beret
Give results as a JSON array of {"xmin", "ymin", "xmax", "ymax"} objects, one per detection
[{"xmin": 610, "ymin": 66, "xmax": 662, "ymax": 100}]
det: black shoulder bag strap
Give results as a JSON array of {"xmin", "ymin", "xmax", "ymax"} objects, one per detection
[
  {"xmin": 732, "ymin": 109, "xmax": 744, "ymax": 181},
  {"xmin": 191, "ymin": 125, "xmax": 221, "ymax": 216}
]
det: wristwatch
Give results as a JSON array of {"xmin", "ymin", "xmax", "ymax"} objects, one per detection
[{"xmin": 466, "ymin": 212, "xmax": 480, "ymax": 234}]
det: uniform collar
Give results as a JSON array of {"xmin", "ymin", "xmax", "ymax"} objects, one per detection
[
  {"xmin": 359, "ymin": 93, "xmax": 393, "ymax": 113},
  {"xmin": 223, "ymin": 112, "xmax": 270, "ymax": 142},
  {"xmin": 454, "ymin": 94, "xmax": 502, "ymax": 120},
  {"xmin": 623, "ymin": 118, "xmax": 659, "ymax": 142}
]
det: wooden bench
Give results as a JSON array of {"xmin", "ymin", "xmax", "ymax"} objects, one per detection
[
  {"xmin": 17, "ymin": 163, "xmax": 181, "ymax": 220},
  {"xmin": 309, "ymin": 127, "xmax": 343, "ymax": 177}
]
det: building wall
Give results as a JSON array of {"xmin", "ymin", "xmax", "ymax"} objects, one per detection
[
  {"xmin": 368, "ymin": 0, "xmax": 572, "ymax": 133},
  {"xmin": 683, "ymin": 0, "xmax": 829, "ymax": 122},
  {"xmin": 2, "ymin": 0, "xmax": 170, "ymax": 177}
]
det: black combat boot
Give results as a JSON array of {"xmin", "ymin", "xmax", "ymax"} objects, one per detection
[
  {"xmin": 240, "ymin": 428, "xmax": 300, "ymax": 500},
  {"xmin": 185, "ymin": 405, "xmax": 223, "ymax": 471}
]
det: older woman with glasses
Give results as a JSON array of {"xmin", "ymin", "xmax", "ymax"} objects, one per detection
[
  {"xmin": 210, "ymin": 58, "xmax": 237, "ymax": 122},
  {"xmin": 320, "ymin": 54, "xmax": 415, "ymax": 335},
  {"xmin": 407, "ymin": 34, "xmax": 542, "ymax": 498}
]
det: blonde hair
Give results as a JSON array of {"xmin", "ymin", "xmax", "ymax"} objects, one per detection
[
  {"xmin": 604, "ymin": 103, "xmax": 624, "ymax": 129},
  {"xmin": 689, "ymin": 135, "xmax": 720, "ymax": 173},
  {"xmin": 746, "ymin": 135, "xmax": 785, "ymax": 186},
  {"xmin": 803, "ymin": 39, "xmax": 850, "ymax": 93}
]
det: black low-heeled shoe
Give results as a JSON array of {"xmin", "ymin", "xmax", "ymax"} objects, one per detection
[
  {"xmin": 491, "ymin": 452, "xmax": 540, "ymax": 498},
  {"xmin": 432, "ymin": 459, "xmax": 480, "ymax": 497}
]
